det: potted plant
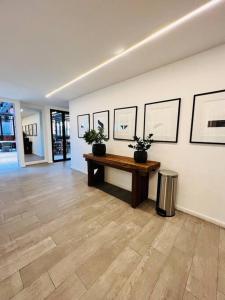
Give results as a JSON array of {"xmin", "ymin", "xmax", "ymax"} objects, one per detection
[
  {"xmin": 83, "ymin": 126, "xmax": 108, "ymax": 156},
  {"xmin": 128, "ymin": 134, "xmax": 154, "ymax": 163}
]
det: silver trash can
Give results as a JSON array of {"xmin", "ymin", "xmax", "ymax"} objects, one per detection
[{"xmin": 156, "ymin": 169, "xmax": 178, "ymax": 217}]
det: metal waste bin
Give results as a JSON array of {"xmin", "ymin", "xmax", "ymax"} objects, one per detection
[{"xmin": 156, "ymin": 169, "xmax": 178, "ymax": 217}]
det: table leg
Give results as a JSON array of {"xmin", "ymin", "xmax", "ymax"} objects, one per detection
[
  {"xmin": 87, "ymin": 160, "xmax": 95, "ymax": 186},
  {"xmin": 132, "ymin": 171, "xmax": 149, "ymax": 208},
  {"xmin": 87, "ymin": 160, "xmax": 104, "ymax": 186}
]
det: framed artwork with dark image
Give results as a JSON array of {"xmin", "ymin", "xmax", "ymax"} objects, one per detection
[
  {"xmin": 113, "ymin": 106, "xmax": 137, "ymax": 141},
  {"xmin": 93, "ymin": 110, "xmax": 109, "ymax": 139},
  {"xmin": 77, "ymin": 114, "xmax": 90, "ymax": 138},
  {"xmin": 33, "ymin": 123, "xmax": 37, "ymax": 136},
  {"xmin": 28, "ymin": 124, "xmax": 33, "ymax": 136},
  {"xmin": 144, "ymin": 98, "xmax": 181, "ymax": 143},
  {"xmin": 25, "ymin": 125, "xmax": 29, "ymax": 136},
  {"xmin": 190, "ymin": 89, "xmax": 225, "ymax": 145}
]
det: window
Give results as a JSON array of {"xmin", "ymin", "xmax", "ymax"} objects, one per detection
[{"xmin": 0, "ymin": 116, "xmax": 15, "ymax": 139}]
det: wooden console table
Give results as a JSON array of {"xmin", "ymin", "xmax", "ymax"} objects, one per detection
[{"xmin": 83, "ymin": 153, "xmax": 160, "ymax": 208}]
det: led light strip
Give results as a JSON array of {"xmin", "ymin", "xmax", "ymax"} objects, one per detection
[{"xmin": 46, "ymin": 0, "xmax": 223, "ymax": 98}]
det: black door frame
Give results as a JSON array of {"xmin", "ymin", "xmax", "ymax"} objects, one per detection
[{"xmin": 50, "ymin": 109, "xmax": 71, "ymax": 162}]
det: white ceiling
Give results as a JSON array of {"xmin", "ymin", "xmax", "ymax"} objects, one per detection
[
  {"xmin": 0, "ymin": 0, "xmax": 225, "ymax": 107},
  {"xmin": 21, "ymin": 107, "xmax": 40, "ymax": 118}
]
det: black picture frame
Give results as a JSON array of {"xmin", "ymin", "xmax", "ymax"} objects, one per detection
[
  {"xmin": 144, "ymin": 98, "xmax": 181, "ymax": 143},
  {"xmin": 33, "ymin": 123, "xmax": 37, "ymax": 136},
  {"xmin": 28, "ymin": 124, "xmax": 33, "ymax": 136},
  {"xmin": 77, "ymin": 114, "xmax": 90, "ymax": 138},
  {"xmin": 25, "ymin": 125, "xmax": 29, "ymax": 135},
  {"xmin": 93, "ymin": 110, "xmax": 109, "ymax": 139},
  {"xmin": 113, "ymin": 106, "xmax": 137, "ymax": 141},
  {"xmin": 190, "ymin": 89, "xmax": 225, "ymax": 145}
]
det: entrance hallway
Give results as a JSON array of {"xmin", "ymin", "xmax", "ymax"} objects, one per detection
[{"xmin": 0, "ymin": 162, "xmax": 224, "ymax": 300}]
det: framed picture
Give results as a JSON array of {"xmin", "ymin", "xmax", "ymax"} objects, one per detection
[
  {"xmin": 77, "ymin": 114, "xmax": 90, "ymax": 138},
  {"xmin": 33, "ymin": 123, "xmax": 37, "ymax": 136},
  {"xmin": 113, "ymin": 106, "xmax": 137, "ymax": 141},
  {"xmin": 144, "ymin": 98, "xmax": 181, "ymax": 143},
  {"xmin": 25, "ymin": 125, "xmax": 29, "ymax": 135},
  {"xmin": 28, "ymin": 124, "xmax": 33, "ymax": 136},
  {"xmin": 190, "ymin": 89, "xmax": 225, "ymax": 145},
  {"xmin": 93, "ymin": 110, "xmax": 109, "ymax": 139}
]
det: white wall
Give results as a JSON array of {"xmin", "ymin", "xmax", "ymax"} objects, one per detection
[
  {"xmin": 70, "ymin": 44, "xmax": 225, "ymax": 227},
  {"xmin": 14, "ymin": 100, "xmax": 25, "ymax": 167},
  {"xmin": 22, "ymin": 112, "xmax": 44, "ymax": 157}
]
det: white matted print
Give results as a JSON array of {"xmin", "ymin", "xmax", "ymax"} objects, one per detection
[
  {"xmin": 113, "ymin": 106, "xmax": 137, "ymax": 141},
  {"xmin": 93, "ymin": 110, "xmax": 109, "ymax": 139},
  {"xmin": 144, "ymin": 99, "xmax": 181, "ymax": 143},
  {"xmin": 77, "ymin": 114, "xmax": 90, "ymax": 138},
  {"xmin": 190, "ymin": 90, "xmax": 225, "ymax": 144}
]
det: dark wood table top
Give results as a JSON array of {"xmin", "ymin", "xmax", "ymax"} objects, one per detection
[{"xmin": 83, "ymin": 153, "xmax": 160, "ymax": 173}]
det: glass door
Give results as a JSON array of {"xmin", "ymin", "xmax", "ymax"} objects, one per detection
[{"xmin": 50, "ymin": 110, "xmax": 70, "ymax": 162}]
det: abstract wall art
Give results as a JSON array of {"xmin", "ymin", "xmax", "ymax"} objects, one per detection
[{"xmin": 190, "ymin": 89, "xmax": 225, "ymax": 145}]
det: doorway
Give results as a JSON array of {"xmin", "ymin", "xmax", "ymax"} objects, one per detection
[
  {"xmin": 50, "ymin": 110, "xmax": 70, "ymax": 162},
  {"xmin": 21, "ymin": 106, "xmax": 46, "ymax": 165}
]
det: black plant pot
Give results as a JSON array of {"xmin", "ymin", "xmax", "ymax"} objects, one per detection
[
  {"xmin": 92, "ymin": 143, "xmax": 106, "ymax": 156},
  {"xmin": 134, "ymin": 151, "xmax": 148, "ymax": 163}
]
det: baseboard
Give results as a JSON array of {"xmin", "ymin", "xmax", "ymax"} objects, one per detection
[{"xmin": 176, "ymin": 205, "xmax": 225, "ymax": 228}]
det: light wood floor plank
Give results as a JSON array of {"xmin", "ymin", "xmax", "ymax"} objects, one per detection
[
  {"xmin": 76, "ymin": 221, "xmax": 140, "ymax": 288},
  {"xmin": 186, "ymin": 222, "xmax": 219, "ymax": 300},
  {"xmin": 218, "ymin": 228, "xmax": 225, "ymax": 295},
  {"xmin": 80, "ymin": 247, "xmax": 141, "ymax": 300},
  {"xmin": 217, "ymin": 291, "xmax": 225, "ymax": 300},
  {"xmin": 11, "ymin": 273, "xmax": 54, "ymax": 300},
  {"xmin": 129, "ymin": 215, "xmax": 164, "ymax": 256},
  {"xmin": 0, "ymin": 272, "xmax": 23, "ymax": 300},
  {"xmin": 183, "ymin": 290, "xmax": 198, "ymax": 300},
  {"xmin": 152, "ymin": 221, "xmax": 181, "ymax": 256},
  {"xmin": 149, "ymin": 247, "xmax": 192, "ymax": 300},
  {"xmin": 116, "ymin": 248, "xmax": 166, "ymax": 300},
  {"xmin": 0, "ymin": 237, "xmax": 56, "ymax": 281},
  {"xmin": 46, "ymin": 273, "xmax": 86, "ymax": 300}
]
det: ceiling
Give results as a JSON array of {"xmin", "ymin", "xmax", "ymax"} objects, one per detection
[
  {"xmin": 21, "ymin": 107, "xmax": 40, "ymax": 118},
  {"xmin": 0, "ymin": 0, "xmax": 225, "ymax": 107}
]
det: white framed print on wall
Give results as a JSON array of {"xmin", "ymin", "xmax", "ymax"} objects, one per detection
[
  {"xmin": 190, "ymin": 89, "xmax": 225, "ymax": 145},
  {"xmin": 93, "ymin": 110, "xmax": 109, "ymax": 139},
  {"xmin": 77, "ymin": 114, "xmax": 90, "ymax": 138},
  {"xmin": 144, "ymin": 98, "xmax": 181, "ymax": 143},
  {"xmin": 113, "ymin": 106, "xmax": 137, "ymax": 141}
]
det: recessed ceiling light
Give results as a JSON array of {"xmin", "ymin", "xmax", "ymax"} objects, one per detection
[
  {"xmin": 46, "ymin": 0, "xmax": 223, "ymax": 98},
  {"xmin": 20, "ymin": 108, "xmax": 24, "ymax": 112}
]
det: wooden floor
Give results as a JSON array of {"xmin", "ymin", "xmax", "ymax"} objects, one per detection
[{"xmin": 0, "ymin": 162, "xmax": 224, "ymax": 300}]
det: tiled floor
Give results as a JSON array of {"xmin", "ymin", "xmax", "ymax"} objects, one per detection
[{"xmin": 0, "ymin": 162, "xmax": 224, "ymax": 300}]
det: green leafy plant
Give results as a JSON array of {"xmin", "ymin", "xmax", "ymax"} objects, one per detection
[
  {"xmin": 128, "ymin": 134, "xmax": 154, "ymax": 151},
  {"xmin": 83, "ymin": 126, "xmax": 107, "ymax": 144}
]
